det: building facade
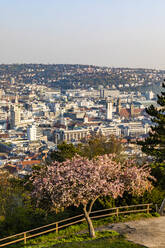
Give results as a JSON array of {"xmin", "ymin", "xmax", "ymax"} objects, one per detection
[{"xmin": 27, "ymin": 124, "xmax": 37, "ymax": 141}]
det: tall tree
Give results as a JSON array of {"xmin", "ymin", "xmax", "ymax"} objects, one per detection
[
  {"xmin": 30, "ymin": 154, "xmax": 153, "ymax": 238},
  {"xmin": 50, "ymin": 142, "xmax": 80, "ymax": 162},
  {"xmin": 138, "ymin": 83, "xmax": 165, "ymax": 214},
  {"xmin": 50, "ymin": 135, "xmax": 123, "ymax": 162},
  {"xmin": 139, "ymin": 83, "xmax": 165, "ymax": 162},
  {"xmin": 0, "ymin": 171, "xmax": 24, "ymax": 218},
  {"xmin": 80, "ymin": 134, "xmax": 123, "ymax": 159}
]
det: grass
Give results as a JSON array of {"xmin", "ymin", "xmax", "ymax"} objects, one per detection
[
  {"xmin": 53, "ymin": 237, "xmax": 146, "ymax": 248},
  {"xmin": 11, "ymin": 231, "xmax": 146, "ymax": 248},
  {"xmin": 7, "ymin": 212, "xmax": 157, "ymax": 248}
]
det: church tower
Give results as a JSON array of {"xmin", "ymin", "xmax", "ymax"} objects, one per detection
[{"xmin": 10, "ymin": 96, "xmax": 20, "ymax": 129}]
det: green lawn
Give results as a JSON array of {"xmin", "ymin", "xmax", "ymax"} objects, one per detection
[
  {"xmin": 53, "ymin": 238, "xmax": 146, "ymax": 248},
  {"xmin": 12, "ymin": 232, "xmax": 146, "ymax": 248}
]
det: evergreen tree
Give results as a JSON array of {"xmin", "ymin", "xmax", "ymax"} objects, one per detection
[
  {"xmin": 50, "ymin": 142, "xmax": 80, "ymax": 162},
  {"xmin": 139, "ymin": 83, "xmax": 165, "ymax": 162},
  {"xmin": 138, "ymin": 83, "xmax": 165, "ymax": 214}
]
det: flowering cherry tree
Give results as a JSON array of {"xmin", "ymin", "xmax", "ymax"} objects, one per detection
[{"xmin": 31, "ymin": 154, "xmax": 153, "ymax": 238}]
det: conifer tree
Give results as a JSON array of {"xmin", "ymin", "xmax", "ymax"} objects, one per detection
[
  {"xmin": 139, "ymin": 83, "xmax": 165, "ymax": 162},
  {"xmin": 138, "ymin": 83, "xmax": 165, "ymax": 214}
]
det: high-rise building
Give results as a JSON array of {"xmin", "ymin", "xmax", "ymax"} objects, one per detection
[
  {"xmin": 100, "ymin": 89, "xmax": 105, "ymax": 98},
  {"xmin": 10, "ymin": 105, "xmax": 21, "ymax": 128},
  {"xmin": 117, "ymin": 98, "xmax": 121, "ymax": 114},
  {"xmin": 27, "ymin": 124, "xmax": 37, "ymax": 141},
  {"xmin": 106, "ymin": 101, "xmax": 113, "ymax": 120}
]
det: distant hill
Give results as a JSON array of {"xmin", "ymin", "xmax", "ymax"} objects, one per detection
[{"xmin": 0, "ymin": 64, "xmax": 164, "ymax": 93}]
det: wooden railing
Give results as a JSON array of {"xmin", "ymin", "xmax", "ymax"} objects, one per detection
[{"xmin": 0, "ymin": 203, "xmax": 153, "ymax": 247}]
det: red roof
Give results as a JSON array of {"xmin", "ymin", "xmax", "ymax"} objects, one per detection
[
  {"xmin": 133, "ymin": 108, "xmax": 142, "ymax": 115},
  {"xmin": 121, "ymin": 139, "xmax": 127, "ymax": 143},
  {"xmin": 119, "ymin": 108, "xmax": 143, "ymax": 118},
  {"xmin": 119, "ymin": 108, "xmax": 130, "ymax": 118},
  {"xmin": 25, "ymin": 154, "xmax": 39, "ymax": 160},
  {"xmin": 22, "ymin": 160, "xmax": 41, "ymax": 166}
]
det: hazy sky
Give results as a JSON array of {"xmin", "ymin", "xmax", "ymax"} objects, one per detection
[{"xmin": 1, "ymin": 0, "xmax": 165, "ymax": 68}]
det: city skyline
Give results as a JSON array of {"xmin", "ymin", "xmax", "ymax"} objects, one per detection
[{"xmin": 1, "ymin": 0, "xmax": 165, "ymax": 69}]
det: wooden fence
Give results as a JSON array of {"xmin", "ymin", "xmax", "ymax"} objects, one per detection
[{"xmin": 0, "ymin": 203, "xmax": 152, "ymax": 247}]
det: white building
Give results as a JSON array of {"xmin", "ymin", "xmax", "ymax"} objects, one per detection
[
  {"xmin": 54, "ymin": 128, "xmax": 90, "ymax": 144},
  {"xmin": 122, "ymin": 122, "xmax": 149, "ymax": 137},
  {"xmin": 106, "ymin": 101, "xmax": 113, "ymax": 120},
  {"xmin": 27, "ymin": 124, "xmax": 37, "ymax": 141},
  {"xmin": 146, "ymin": 91, "xmax": 154, "ymax": 100},
  {"xmin": 97, "ymin": 125, "xmax": 121, "ymax": 137}
]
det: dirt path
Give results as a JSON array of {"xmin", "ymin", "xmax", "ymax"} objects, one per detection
[{"xmin": 98, "ymin": 216, "xmax": 165, "ymax": 248}]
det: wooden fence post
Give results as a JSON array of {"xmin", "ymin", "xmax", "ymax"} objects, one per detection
[
  {"xmin": 147, "ymin": 204, "xmax": 150, "ymax": 214},
  {"xmin": 24, "ymin": 232, "xmax": 27, "ymax": 244},
  {"xmin": 116, "ymin": 208, "xmax": 119, "ymax": 217},
  {"xmin": 56, "ymin": 223, "xmax": 58, "ymax": 234}
]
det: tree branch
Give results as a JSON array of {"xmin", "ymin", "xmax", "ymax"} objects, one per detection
[
  {"xmin": 88, "ymin": 196, "xmax": 99, "ymax": 214},
  {"xmin": 82, "ymin": 203, "xmax": 87, "ymax": 215}
]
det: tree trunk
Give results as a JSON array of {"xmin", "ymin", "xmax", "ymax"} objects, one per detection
[
  {"xmin": 159, "ymin": 197, "xmax": 165, "ymax": 215},
  {"xmin": 83, "ymin": 206, "xmax": 96, "ymax": 238}
]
